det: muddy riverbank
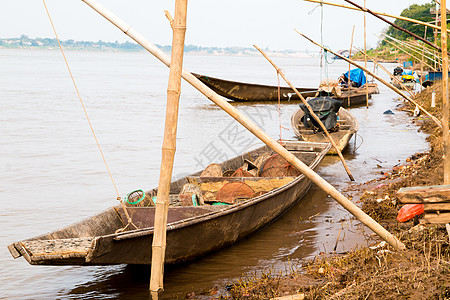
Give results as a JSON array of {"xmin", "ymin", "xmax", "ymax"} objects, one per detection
[{"xmin": 204, "ymin": 86, "xmax": 450, "ymax": 299}]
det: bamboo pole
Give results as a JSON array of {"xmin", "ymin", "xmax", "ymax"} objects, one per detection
[
  {"xmin": 440, "ymin": 1, "xmax": 450, "ymax": 184},
  {"xmin": 364, "ymin": 0, "xmax": 369, "ymax": 108},
  {"xmin": 343, "ymin": 0, "xmax": 439, "ymax": 50},
  {"xmin": 150, "ymin": 0, "xmax": 187, "ymax": 293},
  {"xmin": 380, "ymin": 35, "xmax": 438, "ymax": 71},
  {"xmin": 354, "ymin": 47, "xmax": 416, "ymax": 99},
  {"xmin": 421, "ymin": 27, "xmax": 427, "ymax": 93},
  {"xmin": 80, "ymin": 0, "xmax": 406, "ymax": 251},
  {"xmin": 254, "ymin": 45, "xmax": 355, "ymax": 181},
  {"xmin": 348, "ymin": 26, "xmax": 355, "ymax": 107},
  {"xmin": 295, "ymin": 29, "xmax": 443, "ymax": 129},
  {"xmin": 435, "ymin": 2, "xmax": 439, "ymax": 44},
  {"xmin": 399, "ymin": 38, "xmax": 442, "ymax": 65},
  {"xmin": 303, "ymin": 0, "xmax": 449, "ymax": 34},
  {"xmin": 383, "ymin": 34, "xmax": 442, "ymax": 68}
]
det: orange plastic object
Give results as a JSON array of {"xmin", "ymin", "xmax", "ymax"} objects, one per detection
[{"xmin": 397, "ymin": 204, "xmax": 424, "ymax": 222}]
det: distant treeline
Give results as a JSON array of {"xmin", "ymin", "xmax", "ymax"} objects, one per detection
[
  {"xmin": 0, "ymin": 35, "xmax": 317, "ymax": 57},
  {"xmin": 0, "ymin": 35, "xmax": 265, "ymax": 55}
]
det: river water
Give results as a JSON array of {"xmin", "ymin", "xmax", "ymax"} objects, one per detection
[{"xmin": 0, "ymin": 49, "xmax": 428, "ymax": 299}]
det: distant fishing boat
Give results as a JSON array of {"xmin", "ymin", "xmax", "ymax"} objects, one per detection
[
  {"xmin": 8, "ymin": 141, "xmax": 330, "ymax": 266},
  {"xmin": 391, "ymin": 66, "xmax": 415, "ymax": 90}
]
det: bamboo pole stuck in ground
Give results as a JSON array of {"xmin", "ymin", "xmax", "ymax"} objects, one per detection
[
  {"xmin": 440, "ymin": 1, "xmax": 450, "ymax": 184},
  {"xmin": 421, "ymin": 27, "xmax": 428, "ymax": 93},
  {"xmin": 81, "ymin": 0, "xmax": 406, "ymax": 251},
  {"xmin": 254, "ymin": 45, "xmax": 355, "ymax": 182},
  {"xmin": 303, "ymin": 0, "xmax": 448, "ymax": 34},
  {"xmin": 295, "ymin": 29, "xmax": 443, "ymax": 129},
  {"xmin": 348, "ymin": 26, "xmax": 355, "ymax": 107},
  {"xmin": 150, "ymin": 0, "xmax": 187, "ymax": 293}
]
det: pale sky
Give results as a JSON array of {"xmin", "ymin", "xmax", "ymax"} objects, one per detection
[{"xmin": 1, "ymin": 0, "xmax": 435, "ymax": 51}]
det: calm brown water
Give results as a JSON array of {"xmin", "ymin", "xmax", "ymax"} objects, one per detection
[{"xmin": 0, "ymin": 49, "xmax": 427, "ymax": 299}]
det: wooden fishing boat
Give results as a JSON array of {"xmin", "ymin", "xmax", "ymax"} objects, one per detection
[
  {"xmin": 391, "ymin": 76, "xmax": 415, "ymax": 90},
  {"xmin": 336, "ymin": 83, "xmax": 379, "ymax": 107},
  {"xmin": 8, "ymin": 141, "xmax": 330, "ymax": 266},
  {"xmin": 193, "ymin": 73, "xmax": 378, "ymax": 106},
  {"xmin": 291, "ymin": 107, "xmax": 359, "ymax": 155},
  {"xmin": 192, "ymin": 73, "xmax": 318, "ymax": 101}
]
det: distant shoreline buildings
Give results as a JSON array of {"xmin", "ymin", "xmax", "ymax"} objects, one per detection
[{"xmin": 0, "ymin": 35, "xmax": 318, "ymax": 58}]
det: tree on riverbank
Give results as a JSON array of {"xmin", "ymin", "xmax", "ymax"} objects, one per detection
[{"xmin": 385, "ymin": 2, "xmax": 435, "ymax": 43}]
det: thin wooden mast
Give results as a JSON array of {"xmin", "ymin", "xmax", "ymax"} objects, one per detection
[
  {"xmin": 348, "ymin": 26, "xmax": 355, "ymax": 107},
  {"xmin": 80, "ymin": 0, "xmax": 406, "ymax": 251},
  {"xmin": 150, "ymin": 0, "xmax": 187, "ymax": 293},
  {"xmin": 364, "ymin": 0, "xmax": 368, "ymax": 108}
]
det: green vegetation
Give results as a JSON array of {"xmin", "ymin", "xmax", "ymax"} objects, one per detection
[
  {"xmin": 354, "ymin": 1, "xmax": 450, "ymax": 64},
  {"xmin": 385, "ymin": 2, "xmax": 435, "ymax": 43}
]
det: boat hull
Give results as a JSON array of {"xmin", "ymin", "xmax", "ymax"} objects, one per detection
[{"xmin": 8, "ymin": 141, "xmax": 330, "ymax": 266}]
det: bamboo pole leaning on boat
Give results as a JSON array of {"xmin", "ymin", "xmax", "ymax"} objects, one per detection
[
  {"xmin": 150, "ymin": 1, "xmax": 187, "ymax": 293},
  {"xmin": 303, "ymin": 0, "xmax": 449, "ymax": 34},
  {"xmin": 295, "ymin": 29, "xmax": 443, "ymax": 129},
  {"xmin": 440, "ymin": 1, "xmax": 450, "ymax": 184},
  {"xmin": 353, "ymin": 47, "xmax": 416, "ymax": 99},
  {"xmin": 80, "ymin": 0, "xmax": 406, "ymax": 251},
  {"xmin": 254, "ymin": 45, "xmax": 355, "ymax": 182}
]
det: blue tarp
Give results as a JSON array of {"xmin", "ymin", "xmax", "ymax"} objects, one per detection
[
  {"xmin": 402, "ymin": 70, "xmax": 413, "ymax": 76},
  {"xmin": 343, "ymin": 68, "xmax": 366, "ymax": 87}
]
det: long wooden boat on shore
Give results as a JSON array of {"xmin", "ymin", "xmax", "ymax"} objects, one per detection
[
  {"xmin": 291, "ymin": 107, "xmax": 359, "ymax": 155},
  {"xmin": 8, "ymin": 141, "xmax": 330, "ymax": 266},
  {"xmin": 193, "ymin": 73, "xmax": 378, "ymax": 107}
]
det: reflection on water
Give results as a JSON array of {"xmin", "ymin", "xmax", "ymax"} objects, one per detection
[{"xmin": 0, "ymin": 50, "xmax": 427, "ymax": 299}]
